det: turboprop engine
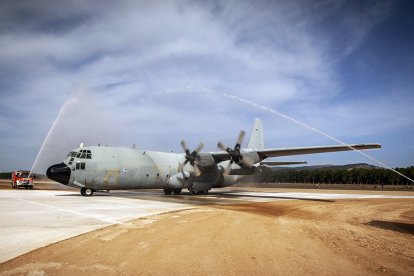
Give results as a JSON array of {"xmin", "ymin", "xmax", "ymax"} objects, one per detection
[
  {"xmin": 196, "ymin": 152, "xmax": 216, "ymax": 167},
  {"xmin": 167, "ymin": 171, "xmax": 190, "ymax": 189}
]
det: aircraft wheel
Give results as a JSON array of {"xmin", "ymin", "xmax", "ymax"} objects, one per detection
[
  {"xmin": 81, "ymin": 188, "xmax": 94, "ymax": 197},
  {"xmin": 188, "ymin": 187, "xmax": 197, "ymax": 195},
  {"xmin": 84, "ymin": 188, "xmax": 93, "ymax": 196},
  {"xmin": 163, "ymin": 188, "xmax": 172, "ymax": 195},
  {"xmin": 172, "ymin": 188, "xmax": 182, "ymax": 195}
]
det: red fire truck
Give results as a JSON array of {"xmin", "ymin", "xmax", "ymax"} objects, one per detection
[{"xmin": 11, "ymin": 171, "xmax": 34, "ymax": 189}]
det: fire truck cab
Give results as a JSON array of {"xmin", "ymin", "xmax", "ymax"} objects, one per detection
[{"xmin": 11, "ymin": 171, "xmax": 34, "ymax": 189}]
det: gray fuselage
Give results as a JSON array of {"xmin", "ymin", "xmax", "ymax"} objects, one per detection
[{"xmin": 62, "ymin": 146, "xmax": 242, "ymax": 191}]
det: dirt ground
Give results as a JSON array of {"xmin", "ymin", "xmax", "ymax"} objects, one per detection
[{"xmin": 1, "ymin": 194, "xmax": 413, "ymax": 275}]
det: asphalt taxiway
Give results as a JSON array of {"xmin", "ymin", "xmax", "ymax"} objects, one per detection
[{"xmin": 1, "ymin": 188, "xmax": 413, "ymax": 263}]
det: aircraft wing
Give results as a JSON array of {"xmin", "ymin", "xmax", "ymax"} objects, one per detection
[
  {"xmin": 210, "ymin": 143, "xmax": 380, "ymax": 163},
  {"xmin": 256, "ymin": 143, "xmax": 381, "ymax": 158}
]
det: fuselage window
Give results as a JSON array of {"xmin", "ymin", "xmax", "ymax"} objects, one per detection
[{"xmin": 75, "ymin": 162, "xmax": 86, "ymax": 170}]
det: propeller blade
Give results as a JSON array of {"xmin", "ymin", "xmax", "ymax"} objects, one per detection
[
  {"xmin": 181, "ymin": 140, "xmax": 189, "ymax": 154},
  {"xmin": 180, "ymin": 140, "xmax": 204, "ymax": 177},
  {"xmin": 178, "ymin": 162, "xmax": 185, "ymax": 176},
  {"xmin": 194, "ymin": 164, "xmax": 202, "ymax": 177},
  {"xmin": 217, "ymin": 141, "xmax": 228, "ymax": 151},
  {"xmin": 218, "ymin": 129, "xmax": 250, "ymax": 173},
  {"xmin": 224, "ymin": 161, "xmax": 233, "ymax": 175},
  {"xmin": 195, "ymin": 142, "xmax": 204, "ymax": 153},
  {"xmin": 236, "ymin": 130, "xmax": 246, "ymax": 147}
]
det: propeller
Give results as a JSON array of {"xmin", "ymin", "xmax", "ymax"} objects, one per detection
[
  {"xmin": 180, "ymin": 140, "xmax": 204, "ymax": 177},
  {"xmin": 217, "ymin": 130, "xmax": 254, "ymax": 175}
]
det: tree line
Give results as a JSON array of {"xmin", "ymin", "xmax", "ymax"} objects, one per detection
[
  {"xmin": 0, "ymin": 172, "xmax": 41, "ymax": 179},
  {"xmin": 258, "ymin": 166, "xmax": 414, "ymax": 185},
  {"xmin": 0, "ymin": 172, "xmax": 12, "ymax": 179}
]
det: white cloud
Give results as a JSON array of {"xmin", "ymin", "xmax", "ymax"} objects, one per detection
[{"xmin": 0, "ymin": 0, "xmax": 408, "ymax": 172}]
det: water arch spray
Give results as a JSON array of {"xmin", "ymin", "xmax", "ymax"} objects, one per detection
[{"xmin": 198, "ymin": 88, "xmax": 414, "ymax": 183}]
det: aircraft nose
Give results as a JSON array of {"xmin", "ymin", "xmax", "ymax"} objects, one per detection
[{"xmin": 46, "ymin": 162, "xmax": 71, "ymax": 185}]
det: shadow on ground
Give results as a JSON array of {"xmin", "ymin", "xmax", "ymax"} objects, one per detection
[
  {"xmin": 54, "ymin": 189, "xmax": 335, "ymax": 206},
  {"xmin": 366, "ymin": 220, "xmax": 414, "ymax": 235}
]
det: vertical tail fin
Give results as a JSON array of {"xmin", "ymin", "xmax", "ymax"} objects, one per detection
[{"xmin": 247, "ymin": 118, "xmax": 264, "ymax": 149}]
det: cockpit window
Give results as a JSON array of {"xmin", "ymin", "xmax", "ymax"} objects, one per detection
[
  {"xmin": 67, "ymin": 151, "xmax": 73, "ymax": 157},
  {"xmin": 72, "ymin": 150, "xmax": 92, "ymax": 159}
]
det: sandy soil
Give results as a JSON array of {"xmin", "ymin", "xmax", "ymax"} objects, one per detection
[{"xmin": 1, "ymin": 197, "xmax": 413, "ymax": 275}]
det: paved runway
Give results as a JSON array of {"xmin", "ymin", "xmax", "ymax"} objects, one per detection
[
  {"xmin": 0, "ymin": 190, "xmax": 191, "ymax": 262},
  {"xmin": 1, "ymin": 189, "xmax": 413, "ymax": 262}
]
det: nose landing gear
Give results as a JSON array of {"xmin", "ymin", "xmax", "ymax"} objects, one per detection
[{"xmin": 80, "ymin": 187, "xmax": 94, "ymax": 197}]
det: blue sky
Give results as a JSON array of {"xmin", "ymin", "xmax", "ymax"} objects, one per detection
[{"xmin": 0, "ymin": 0, "xmax": 413, "ymax": 173}]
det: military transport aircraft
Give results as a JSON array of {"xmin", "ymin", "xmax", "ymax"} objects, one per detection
[{"xmin": 46, "ymin": 119, "xmax": 381, "ymax": 196}]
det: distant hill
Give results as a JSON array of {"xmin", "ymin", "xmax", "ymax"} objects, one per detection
[{"xmin": 270, "ymin": 163, "xmax": 379, "ymax": 171}]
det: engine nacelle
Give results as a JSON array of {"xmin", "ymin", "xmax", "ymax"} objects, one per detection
[
  {"xmin": 240, "ymin": 149, "xmax": 260, "ymax": 165},
  {"xmin": 167, "ymin": 172, "xmax": 189, "ymax": 189},
  {"xmin": 196, "ymin": 153, "xmax": 216, "ymax": 167}
]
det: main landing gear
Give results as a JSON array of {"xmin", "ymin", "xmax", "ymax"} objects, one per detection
[
  {"xmin": 163, "ymin": 187, "xmax": 209, "ymax": 195},
  {"xmin": 163, "ymin": 188, "xmax": 182, "ymax": 195},
  {"xmin": 188, "ymin": 187, "xmax": 209, "ymax": 195},
  {"xmin": 80, "ymin": 187, "xmax": 94, "ymax": 197}
]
